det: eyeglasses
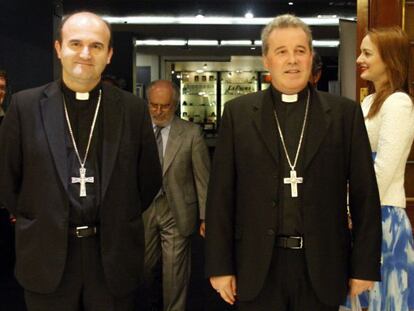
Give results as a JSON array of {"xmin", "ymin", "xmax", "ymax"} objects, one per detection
[{"xmin": 149, "ymin": 103, "xmax": 172, "ymax": 111}]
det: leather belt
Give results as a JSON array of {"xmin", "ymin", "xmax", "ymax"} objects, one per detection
[
  {"xmin": 68, "ymin": 225, "xmax": 98, "ymax": 238},
  {"xmin": 275, "ymin": 236, "xmax": 303, "ymax": 249}
]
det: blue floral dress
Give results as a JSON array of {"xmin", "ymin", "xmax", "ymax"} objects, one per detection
[{"xmin": 343, "ymin": 153, "xmax": 414, "ymax": 311}]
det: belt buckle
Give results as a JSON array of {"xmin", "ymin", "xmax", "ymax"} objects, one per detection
[
  {"xmin": 290, "ymin": 236, "xmax": 303, "ymax": 249},
  {"xmin": 75, "ymin": 226, "xmax": 90, "ymax": 238}
]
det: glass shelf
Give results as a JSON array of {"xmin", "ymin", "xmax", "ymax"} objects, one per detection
[
  {"xmin": 221, "ymin": 71, "xmax": 258, "ymax": 115},
  {"xmin": 180, "ymin": 71, "xmax": 217, "ymax": 128}
]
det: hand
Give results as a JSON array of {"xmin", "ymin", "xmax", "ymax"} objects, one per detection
[
  {"xmin": 347, "ymin": 214, "xmax": 353, "ymax": 230},
  {"xmin": 349, "ymin": 278, "xmax": 374, "ymax": 296},
  {"xmin": 199, "ymin": 221, "xmax": 206, "ymax": 238},
  {"xmin": 9, "ymin": 213, "xmax": 16, "ymax": 224},
  {"xmin": 210, "ymin": 275, "xmax": 237, "ymax": 305}
]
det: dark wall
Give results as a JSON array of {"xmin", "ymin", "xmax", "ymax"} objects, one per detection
[
  {"xmin": 104, "ymin": 31, "xmax": 135, "ymax": 92},
  {"xmin": 0, "ymin": 1, "xmax": 134, "ymax": 94},
  {"xmin": 0, "ymin": 1, "xmax": 61, "ymax": 93}
]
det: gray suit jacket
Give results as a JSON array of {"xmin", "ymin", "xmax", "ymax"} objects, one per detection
[{"xmin": 161, "ymin": 116, "xmax": 210, "ymax": 237}]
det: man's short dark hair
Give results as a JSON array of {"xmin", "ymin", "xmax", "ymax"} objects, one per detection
[{"xmin": 56, "ymin": 11, "xmax": 113, "ymax": 48}]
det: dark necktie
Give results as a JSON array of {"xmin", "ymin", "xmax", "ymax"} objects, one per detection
[{"xmin": 155, "ymin": 126, "xmax": 164, "ymax": 168}]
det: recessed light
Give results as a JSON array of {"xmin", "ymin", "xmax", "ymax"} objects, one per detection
[
  {"xmin": 288, "ymin": 2, "xmax": 294, "ymax": 5},
  {"xmin": 245, "ymin": 12, "xmax": 254, "ymax": 19}
]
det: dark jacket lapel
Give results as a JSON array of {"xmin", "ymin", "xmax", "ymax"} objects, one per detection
[
  {"xmin": 40, "ymin": 81, "xmax": 68, "ymax": 192},
  {"xmin": 252, "ymin": 88, "xmax": 279, "ymax": 165},
  {"xmin": 304, "ymin": 88, "xmax": 331, "ymax": 170},
  {"xmin": 101, "ymin": 83, "xmax": 123, "ymax": 200}
]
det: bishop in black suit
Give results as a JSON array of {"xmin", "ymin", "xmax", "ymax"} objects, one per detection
[
  {"xmin": 205, "ymin": 14, "xmax": 382, "ymax": 311},
  {"xmin": 0, "ymin": 12, "xmax": 162, "ymax": 311}
]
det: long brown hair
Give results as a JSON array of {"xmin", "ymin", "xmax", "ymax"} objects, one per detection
[{"xmin": 365, "ymin": 26, "xmax": 412, "ymax": 119}]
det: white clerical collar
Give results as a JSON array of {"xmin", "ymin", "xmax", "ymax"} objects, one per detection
[
  {"xmin": 76, "ymin": 92, "xmax": 90, "ymax": 100},
  {"xmin": 281, "ymin": 93, "xmax": 298, "ymax": 103}
]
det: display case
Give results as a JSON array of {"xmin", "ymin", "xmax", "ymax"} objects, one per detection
[
  {"xmin": 180, "ymin": 71, "xmax": 217, "ymax": 130},
  {"xmin": 221, "ymin": 71, "xmax": 258, "ymax": 115}
]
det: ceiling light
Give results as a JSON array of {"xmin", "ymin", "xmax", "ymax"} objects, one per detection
[
  {"xmin": 196, "ymin": 69, "xmax": 204, "ymax": 73},
  {"xmin": 135, "ymin": 39, "xmax": 186, "ymax": 46},
  {"xmin": 135, "ymin": 39, "xmax": 340, "ymax": 48},
  {"xmin": 318, "ymin": 14, "xmax": 338, "ymax": 18},
  {"xmin": 288, "ymin": 2, "xmax": 294, "ymax": 5},
  {"xmin": 188, "ymin": 40, "xmax": 219, "ymax": 46},
  {"xmin": 221, "ymin": 40, "xmax": 252, "ymax": 46},
  {"xmin": 245, "ymin": 12, "xmax": 254, "ymax": 19},
  {"xmin": 313, "ymin": 40, "xmax": 340, "ymax": 47},
  {"xmin": 105, "ymin": 16, "xmax": 341, "ymax": 26},
  {"xmin": 203, "ymin": 64, "xmax": 208, "ymax": 69}
]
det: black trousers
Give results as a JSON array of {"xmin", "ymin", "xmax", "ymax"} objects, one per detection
[
  {"xmin": 24, "ymin": 235, "xmax": 136, "ymax": 311},
  {"xmin": 237, "ymin": 248, "xmax": 338, "ymax": 311}
]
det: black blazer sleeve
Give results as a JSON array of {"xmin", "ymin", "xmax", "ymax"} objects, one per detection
[
  {"xmin": 137, "ymin": 102, "xmax": 162, "ymax": 211},
  {"xmin": 0, "ymin": 96, "xmax": 22, "ymax": 215},
  {"xmin": 205, "ymin": 103, "xmax": 237, "ymax": 277},
  {"xmin": 348, "ymin": 102, "xmax": 382, "ymax": 280}
]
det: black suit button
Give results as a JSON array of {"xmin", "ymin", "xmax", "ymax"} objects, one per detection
[{"xmin": 267, "ymin": 229, "xmax": 275, "ymax": 236}]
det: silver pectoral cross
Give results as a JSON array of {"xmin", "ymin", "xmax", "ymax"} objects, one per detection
[
  {"xmin": 71, "ymin": 167, "xmax": 94, "ymax": 197},
  {"xmin": 283, "ymin": 170, "xmax": 303, "ymax": 198}
]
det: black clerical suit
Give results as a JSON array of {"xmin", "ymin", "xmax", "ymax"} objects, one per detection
[
  {"xmin": 205, "ymin": 85, "xmax": 382, "ymax": 309},
  {"xmin": 0, "ymin": 80, "xmax": 162, "ymax": 310}
]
